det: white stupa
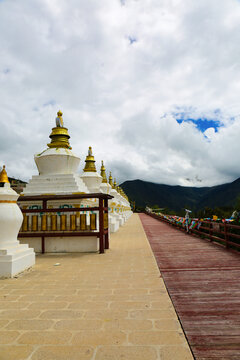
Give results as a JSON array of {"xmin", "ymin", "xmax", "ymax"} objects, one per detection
[
  {"xmin": 100, "ymin": 161, "xmax": 112, "ymax": 194},
  {"xmin": 0, "ymin": 166, "xmax": 35, "ymax": 278},
  {"xmin": 80, "ymin": 147, "xmax": 102, "ymax": 193},
  {"xmin": 23, "ymin": 111, "xmax": 88, "ymax": 195}
]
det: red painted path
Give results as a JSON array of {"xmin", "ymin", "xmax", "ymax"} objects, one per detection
[{"xmin": 139, "ymin": 213, "xmax": 240, "ymax": 360}]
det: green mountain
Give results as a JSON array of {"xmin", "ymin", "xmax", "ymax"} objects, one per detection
[{"xmin": 121, "ymin": 178, "xmax": 240, "ymax": 212}]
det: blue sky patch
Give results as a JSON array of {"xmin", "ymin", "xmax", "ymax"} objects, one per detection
[
  {"xmin": 43, "ymin": 100, "xmax": 56, "ymax": 107},
  {"xmin": 128, "ymin": 36, "xmax": 137, "ymax": 45},
  {"xmin": 176, "ymin": 118, "xmax": 223, "ymax": 133}
]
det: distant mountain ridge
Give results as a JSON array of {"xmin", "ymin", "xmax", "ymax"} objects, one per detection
[{"xmin": 121, "ymin": 178, "xmax": 240, "ymax": 212}]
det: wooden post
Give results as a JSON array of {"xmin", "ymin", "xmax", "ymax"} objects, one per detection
[
  {"xmin": 99, "ymin": 197, "xmax": 104, "ymax": 254},
  {"xmin": 224, "ymin": 222, "xmax": 229, "ymax": 248},
  {"xmin": 104, "ymin": 197, "xmax": 109, "ymax": 250},
  {"xmin": 41, "ymin": 236, "xmax": 45, "ymax": 254},
  {"xmin": 209, "ymin": 222, "xmax": 213, "ymax": 242}
]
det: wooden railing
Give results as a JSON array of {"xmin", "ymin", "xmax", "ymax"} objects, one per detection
[
  {"xmin": 146, "ymin": 211, "xmax": 240, "ymax": 252},
  {"xmin": 18, "ymin": 193, "xmax": 113, "ymax": 254}
]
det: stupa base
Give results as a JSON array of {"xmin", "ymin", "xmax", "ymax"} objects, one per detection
[
  {"xmin": 20, "ymin": 236, "xmax": 99, "ymax": 253},
  {"xmin": 0, "ymin": 244, "xmax": 35, "ymax": 278},
  {"xmin": 109, "ymin": 216, "xmax": 120, "ymax": 233}
]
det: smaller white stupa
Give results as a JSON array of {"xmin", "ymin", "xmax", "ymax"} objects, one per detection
[
  {"xmin": 80, "ymin": 147, "xmax": 102, "ymax": 193},
  {"xmin": 100, "ymin": 161, "xmax": 112, "ymax": 194},
  {"xmin": 0, "ymin": 166, "xmax": 35, "ymax": 278}
]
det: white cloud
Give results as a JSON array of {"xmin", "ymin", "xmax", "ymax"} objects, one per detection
[{"xmin": 0, "ymin": 0, "xmax": 240, "ymax": 187}]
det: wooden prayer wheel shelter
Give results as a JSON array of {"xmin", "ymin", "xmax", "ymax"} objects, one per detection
[{"xmin": 17, "ymin": 193, "xmax": 113, "ymax": 254}]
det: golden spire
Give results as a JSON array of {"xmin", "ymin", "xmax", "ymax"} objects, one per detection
[
  {"xmin": 109, "ymin": 172, "xmax": 113, "ymax": 187},
  {"xmin": 83, "ymin": 146, "xmax": 97, "ymax": 172},
  {"xmin": 47, "ymin": 110, "xmax": 72, "ymax": 150},
  {"xmin": 113, "ymin": 178, "xmax": 117, "ymax": 190},
  {"xmin": 0, "ymin": 165, "xmax": 9, "ymax": 183},
  {"xmin": 100, "ymin": 161, "xmax": 107, "ymax": 183}
]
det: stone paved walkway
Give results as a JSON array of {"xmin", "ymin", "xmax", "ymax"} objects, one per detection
[{"xmin": 0, "ymin": 214, "xmax": 193, "ymax": 360}]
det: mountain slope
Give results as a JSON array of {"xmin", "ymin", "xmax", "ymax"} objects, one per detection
[{"xmin": 121, "ymin": 178, "xmax": 240, "ymax": 212}]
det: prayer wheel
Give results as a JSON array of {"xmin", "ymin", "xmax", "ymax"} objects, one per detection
[
  {"xmin": 51, "ymin": 215, "xmax": 57, "ymax": 231},
  {"xmin": 80, "ymin": 214, "xmax": 86, "ymax": 230},
  {"xmin": 41, "ymin": 215, "xmax": 47, "ymax": 231},
  {"xmin": 70, "ymin": 214, "xmax": 76, "ymax": 231},
  {"xmin": 90, "ymin": 213, "xmax": 96, "ymax": 230},
  {"xmin": 22, "ymin": 214, "xmax": 29, "ymax": 232},
  {"xmin": 104, "ymin": 213, "xmax": 108, "ymax": 229},
  {"xmin": 75, "ymin": 204, "xmax": 80, "ymax": 218},
  {"xmin": 32, "ymin": 215, "xmax": 38, "ymax": 231},
  {"xmin": 60, "ymin": 214, "xmax": 66, "ymax": 231}
]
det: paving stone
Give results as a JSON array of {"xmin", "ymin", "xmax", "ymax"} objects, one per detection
[
  {"xmin": 0, "ymin": 310, "xmax": 40, "ymax": 319},
  {"xmin": 159, "ymin": 345, "xmax": 194, "ymax": 360},
  {"xmin": 95, "ymin": 345, "xmax": 158, "ymax": 360},
  {"xmin": 84, "ymin": 310, "xmax": 128, "ymax": 320},
  {"xmin": 150, "ymin": 300, "xmax": 173, "ymax": 309},
  {"xmin": 40, "ymin": 310, "xmax": 83, "ymax": 319},
  {"xmin": 28, "ymin": 301, "xmax": 67, "ymax": 309},
  {"xmin": 6, "ymin": 320, "xmax": 54, "ymax": 330},
  {"xmin": 0, "ymin": 295, "xmax": 20, "ymax": 301},
  {"xmin": 54, "ymin": 319, "xmax": 103, "ymax": 330},
  {"xmin": 129, "ymin": 309, "xmax": 177, "ymax": 319},
  {"xmin": 68, "ymin": 301, "xmax": 108, "ymax": 310},
  {"xmin": 31, "ymin": 345, "xmax": 93, "ymax": 360},
  {"xmin": 155, "ymin": 319, "xmax": 182, "ymax": 331},
  {"xmin": 17, "ymin": 330, "xmax": 72, "ymax": 344},
  {"xmin": 92, "ymin": 294, "xmax": 131, "ymax": 301},
  {"xmin": 0, "ymin": 320, "xmax": 9, "ymax": 328},
  {"xmin": 104, "ymin": 319, "xmax": 153, "ymax": 330},
  {"xmin": 0, "ymin": 302, "xmax": 29, "ymax": 309},
  {"xmin": 0, "ymin": 331, "xmax": 20, "ymax": 344},
  {"xmin": 0, "ymin": 345, "xmax": 33, "ymax": 360},
  {"xmin": 19, "ymin": 295, "xmax": 56, "ymax": 301},
  {"xmin": 10, "ymin": 289, "xmax": 45, "ymax": 295},
  {"xmin": 71, "ymin": 330, "xmax": 127, "ymax": 345},
  {"xmin": 109, "ymin": 301, "xmax": 150, "ymax": 310},
  {"xmin": 55, "ymin": 295, "xmax": 91, "ymax": 302},
  {"xmin": 113, "ymin": 288, "xmax": 149, "ymax": 295},
  {"xmin": 129, "ymin": 330, "xmax": 185, "ymax": 345}
]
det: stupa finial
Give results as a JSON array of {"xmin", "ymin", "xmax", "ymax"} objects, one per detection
[
  {"xmin": 56, "ymin": 110, "xmax": 64, "ymax": 127},
  {"xmin": 47, "ymin": 111, "xmax": 72, "ymax": 149},
  {"xmin": 100, "ymin": 161, "xmax": 107, "ymax": 183},
  {"xmin": 113, "ymin": 178, "xmax": 117, "ymax": 189},
  {"xmin": 83, "ymin": 146, "xmax": 97, "ymax": 172},
  {"xmin": 0, "ymin": 165, "xmax": 9, "ymax": 184},
  {"xmin": 109, "ymin": 172, "xmax": 113, "ymax": 187}
]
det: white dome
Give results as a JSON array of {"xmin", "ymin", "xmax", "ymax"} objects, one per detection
[{"xmin": 35, "ymin": 147, "xmax": 80, "ymax": 175}]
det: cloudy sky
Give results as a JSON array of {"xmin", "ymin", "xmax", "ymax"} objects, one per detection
[{"xmin": 1, "ymin": 0, "xmax": 240, "ymax": 187}]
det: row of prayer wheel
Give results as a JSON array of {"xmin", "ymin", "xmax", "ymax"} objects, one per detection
[{"xmin": 20, "ymin": 213, "xmax": 98, "ymax": 232}]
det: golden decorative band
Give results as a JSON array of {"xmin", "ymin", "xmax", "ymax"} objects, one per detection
[{"xmin": 0, "ymin": 200, "xmax": 16, "ymax": 203}]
